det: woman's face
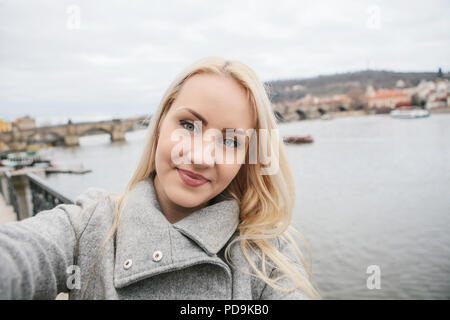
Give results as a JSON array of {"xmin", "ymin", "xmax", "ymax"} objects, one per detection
[{"xmin": 154, "ymin": 72, "xmax": 255, "ymax": 208}]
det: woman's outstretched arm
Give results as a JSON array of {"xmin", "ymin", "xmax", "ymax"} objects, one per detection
[{"xmin": 0, "ymin": 187, "xmax": 108, "ymax": 299}]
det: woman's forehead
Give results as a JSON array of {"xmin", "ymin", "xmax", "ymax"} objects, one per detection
[{"xmin": 170, "ymin": 74, "xmax": 255, "ymax": 130}]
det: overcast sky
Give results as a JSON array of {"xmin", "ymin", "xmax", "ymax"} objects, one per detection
[{"xmin": 0, "ymin": 0, "xmax": 449, "ymax": 124}]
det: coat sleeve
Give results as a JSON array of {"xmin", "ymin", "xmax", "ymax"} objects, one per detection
[
  {"xmin": 258, "ymin": 237, "xmax": 312, "ymax": 300},
  {"xmin": 0, "ymin": 187, "xmax": 109, "ymax": 299}
]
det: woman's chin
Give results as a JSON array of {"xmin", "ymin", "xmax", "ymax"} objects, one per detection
[{"xmin": 166, "ymin": 185, "xmax": 210, "ymax": 209}]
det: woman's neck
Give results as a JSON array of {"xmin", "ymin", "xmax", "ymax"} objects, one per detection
[{"xmin": 152, "ymin": 174, "xmax": 205, "ymax": 224}]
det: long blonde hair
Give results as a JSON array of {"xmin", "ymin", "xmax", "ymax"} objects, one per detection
[{"xmin": 80, "ymin": 56, "xmax": 320, "ymax": 299}]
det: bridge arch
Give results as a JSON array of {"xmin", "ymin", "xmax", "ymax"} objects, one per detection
[
  {"xmin": 273, "ymin": 110, "xmax": 285, "ymax": 122},
  {"xmin": 26, "ymin": 131, "xmax": 65, "ymax": 146},
  {"xmin": 79, "ymin": 127, "xmax": 112, "ymax": 137},
  {"xmin": 318, "ymin": 108, "xmax": 327, "ymax": 115},
  {"xmin": 295, "ymin": 109, "xmax": 307, "ymax": 120}
]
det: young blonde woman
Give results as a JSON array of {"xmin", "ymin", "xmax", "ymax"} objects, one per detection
[{"xmin": 0, "ymin": 56, "xmax": 321, "ymax": 300}]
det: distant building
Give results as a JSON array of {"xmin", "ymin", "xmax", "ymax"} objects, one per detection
[
  {"xmin": 395, "ymin": 79, "xmax": 406, "ymax": 88},
  {"xmin": 292, "ymin": 84, "xmax": 306, "ymax": 91},
  {"xmin": 13, "ymin": 115, "xmax": 36, "ymax": 130},
  {"xmin": 293, "ymin": 94, "xmax": 317, "ymax": 107},
  {"xmin": 366, "ymin": 88, "xmax": 412, "ymax": 109},
  {"xmin": 366, "ymin": 85, "xmax": 376, "ymax": 98},
  {"xmin": 425, "ymin": 79, "xmax": 450, "ymax": 109},
  {"xmin": 0, "ymin": 119, "xmax": 11, "ymax": 132},
  {"xmin": 0, "ymin": 140, "xmax": 9, "ymax": 151},
  {"xmin": 319, "ymin": 94, "xmax": 352, "ymax": 110}
]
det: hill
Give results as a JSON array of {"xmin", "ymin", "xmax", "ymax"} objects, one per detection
[{"xmin": 265, "ymin": 69, "xmax": 447, "ymax": 103}]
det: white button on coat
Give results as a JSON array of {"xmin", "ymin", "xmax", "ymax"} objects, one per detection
[
  {"xmin": 152, "ymin": 250, "xmax": 163, "ymax": 262},
  {"xmin": 123, "ymin": 259, "xmax": 132, "ymax": 269}
]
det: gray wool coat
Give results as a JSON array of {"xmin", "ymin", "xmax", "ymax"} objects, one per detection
[{"xmin": 0, "ymin": 177, "xmax": 310, "ymax": 300}]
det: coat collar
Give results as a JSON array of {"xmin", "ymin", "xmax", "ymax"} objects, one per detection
[{"xmin": 113, "ymin": 176, "xmax": 240, "ymax": 288}]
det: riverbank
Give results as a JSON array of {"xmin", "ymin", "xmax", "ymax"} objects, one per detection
[
  {"xmin": 429, "ymin": 106, "xmax": 450, "ymax": 114},
  {"xmin": 278, "ymin": 106, "xmax": 450, "ymax": 123}
]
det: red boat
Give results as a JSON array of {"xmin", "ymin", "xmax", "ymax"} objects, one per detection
[{"xmin": 283, "ymin": 134, "xmax": 313, "ymax": 144}]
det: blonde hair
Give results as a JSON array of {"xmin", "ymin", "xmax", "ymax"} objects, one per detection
[{"xmin": 80, "ymin": 56, "xmax": 321, "ymax": 299}]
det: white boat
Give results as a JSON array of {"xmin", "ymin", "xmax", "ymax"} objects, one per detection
[{"xmin": 390, "ymin": 109, "xmax": 430, "ymax": 119}]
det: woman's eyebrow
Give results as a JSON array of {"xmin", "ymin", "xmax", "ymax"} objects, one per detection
[
  {"xmin": 178, "ymin": 107, "xmax": 208, "ymax": 126},
  {"xmin": 177, "ymin": 106, "xmax": 247, "ymax": 134}
]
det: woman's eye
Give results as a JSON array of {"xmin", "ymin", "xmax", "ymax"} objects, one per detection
[
  {"xmin": 180, "ymin": 119, "xmax": 239, "ymax": 148},
  {"xmin": 224, "ymin": 138, "xmax": 240, "ymax": 148},
  {"xmin": 179, "ymin": 120, "xmax": 195, "ymax": 131}
]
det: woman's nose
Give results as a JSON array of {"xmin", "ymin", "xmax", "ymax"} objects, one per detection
[{"xmin": 187, "ymin": 135, "xmax": 216, "ymax": 167}]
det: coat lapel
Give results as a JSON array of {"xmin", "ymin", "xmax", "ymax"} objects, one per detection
[{"xmin": 113, "ymin": 177, "xmax": 240, "ymax": 288}]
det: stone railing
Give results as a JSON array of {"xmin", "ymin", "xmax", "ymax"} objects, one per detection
[
  {"xmin": 0, "ymin": 168, "xmax": 20, "ymax": 217},
  {"xmin": 0, "ymin": 168, "xmax": 74, "ymax": 220}
]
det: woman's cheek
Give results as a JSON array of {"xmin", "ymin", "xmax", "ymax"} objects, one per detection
[{"xmin": 218, "ymin": 164, "xmax": 241, "ymax": 186}]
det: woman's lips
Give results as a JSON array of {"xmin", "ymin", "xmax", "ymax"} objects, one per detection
[{"xmin": 176, "ymin": 168, "xmax": 209, "ymax": 187}]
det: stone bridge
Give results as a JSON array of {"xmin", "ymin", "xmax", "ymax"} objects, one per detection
[
  {"xmin": 0, "ymin": 117, "xmax": 150, "ymax": 151},
  {"xmin": 273, "ymin": 103, "xmax": 368, "ymax": 122}
]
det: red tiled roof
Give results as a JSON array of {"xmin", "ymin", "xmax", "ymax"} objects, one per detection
[{"xmin": 369, "ymin": 89, "xmax": 409, "ymax": 100}]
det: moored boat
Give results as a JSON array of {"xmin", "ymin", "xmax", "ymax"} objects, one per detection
[
  {"xmin": 390, "ymin": 108, "xmax": 430, "ymax": 119},
  {"xmin": 0, "ymin": 150, "xmax": 52, "ymax": 169},
  {"xmin": 283, "ymin": 134, "xmax": 314, "ymax": 144}
]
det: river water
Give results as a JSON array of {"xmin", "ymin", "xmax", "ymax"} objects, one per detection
[{"xmin": 36, "ymin": 113, "xmax": 450, "ymax": 299}]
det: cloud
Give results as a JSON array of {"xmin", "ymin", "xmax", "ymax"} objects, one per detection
[{"xmin": 0, "ymin": 0, "xmax": 449, "ymax": 122}]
